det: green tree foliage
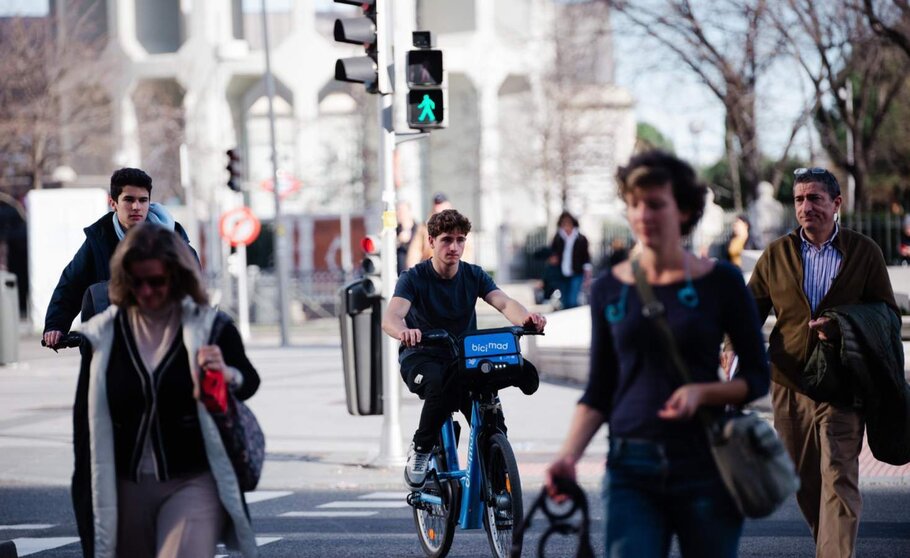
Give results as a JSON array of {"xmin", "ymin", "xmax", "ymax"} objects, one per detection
[{"xmin": 635, "ymin": 122, "xmax": 675, "ymax": 153}]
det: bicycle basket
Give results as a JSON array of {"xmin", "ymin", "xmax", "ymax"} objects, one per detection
[{"xmin": 460, "ymin": 330, "xmax": 525, "ymax": 390}]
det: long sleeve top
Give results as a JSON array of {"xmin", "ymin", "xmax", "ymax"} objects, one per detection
[{"xmin": 581, "ymin": 261, "xmax": 769, "ymax": 441}]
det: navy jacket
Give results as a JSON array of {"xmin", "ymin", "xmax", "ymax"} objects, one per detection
[{"xmin": 44, "ymin": 213, "xmax": 196, "ymax": 334}]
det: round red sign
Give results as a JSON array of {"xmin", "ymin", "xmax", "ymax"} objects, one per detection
[{"xmin": 219, "ymin": 207, "xmax": 261, "ymax": 247}]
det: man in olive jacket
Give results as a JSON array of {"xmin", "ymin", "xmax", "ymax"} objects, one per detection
[{"xmin": 725, "ymin": 168, "xmax": 897, "ymax": 558}]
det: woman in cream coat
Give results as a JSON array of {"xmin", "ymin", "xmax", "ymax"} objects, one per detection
[{"xmin": 74, "ymin": 224, "xmax": 260, "ymax": 558}]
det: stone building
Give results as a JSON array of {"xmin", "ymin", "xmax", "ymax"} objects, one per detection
[{"xmin": 50, "ymin": 0, "xmax": 633, "ymax": 285}]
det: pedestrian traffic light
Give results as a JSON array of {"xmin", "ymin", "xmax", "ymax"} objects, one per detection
[
  {"xmin": 334, "ymin": 0, "xmax": 385, "ymax": 94},
  {"xmin": 226, "ymin": 149, "xmax": 242, "ymax": 192},
  {"xmin": 360, "ymin": 235, "xmax": 382, "ymax": 297},
  {"xmin": 406, "ymin": 31, "xmax": 446, "ymax": 130}
]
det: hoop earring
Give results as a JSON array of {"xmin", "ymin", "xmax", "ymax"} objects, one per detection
[
  {"xmin": 677, "ymin": 282, "xmax": 699, "ymax": 308},
  {"xmin": 605, "ymin": 284, "xmax": 629, "ymax": 323},
  {"xmin": 677, "ymin": 254, "xmax": 699, "ymax": 309}
]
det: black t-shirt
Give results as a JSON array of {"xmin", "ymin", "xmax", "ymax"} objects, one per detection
[{"xmin": 393, "ymin": 259, "xmax": 499, "ymax": 360}]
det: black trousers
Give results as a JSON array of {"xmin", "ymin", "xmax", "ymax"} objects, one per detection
[{"xmin": 400, "ymin": 353, "xmax": 507, "ymax": 452}]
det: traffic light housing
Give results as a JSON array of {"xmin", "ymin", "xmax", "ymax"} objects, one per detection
[
  {"xmin": 360, "ymin": 235, "xmax": 382, "ymax": 297},
  {"xmin": 226, "ymin": 149, "xmax": 242, "ymax": 192},
  {"xmin": 334, "ymin": 0, "xmax": 384, "ymax": 94},
  {"xmin": 407, "ymin": 32, "xmax": 446, "ymax": 130}
]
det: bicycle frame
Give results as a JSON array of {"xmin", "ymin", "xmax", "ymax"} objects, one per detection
[{"xmin": 412, "ymin": 399, "xmax": 489, "ymax": 530}]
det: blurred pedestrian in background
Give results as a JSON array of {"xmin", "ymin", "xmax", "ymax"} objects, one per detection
[
  {"xmin": 396, "ymin": 201, "xmax": 417, "ymax": 274},
  {"xmin": 547, "ymin": 211, "xmax": 592, "ymax": 309},
  {"xmin": 73, "ymin": 224, "xmax": 259, "ymax": 558},
  {"xmin": 726, "ymin": 214, "xmax": 759, "ymax": 268},
  {"xmin": 406, "ymin": 192, "xmax": 473, "ymax": 268},
  {"xmin": 547, "ymin": 150, "xmax": 770, "ymax": 558},
  {"xmin": 899, "ymin": 214, "xmax": 910, "ymax": 265}
]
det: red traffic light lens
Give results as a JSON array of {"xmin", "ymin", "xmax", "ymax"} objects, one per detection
[{"xmin": 361, "ymin": 236, "xmax": 377, "ymax": 254}]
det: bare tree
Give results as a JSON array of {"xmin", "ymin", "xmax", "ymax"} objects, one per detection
[
  {"xmin": 773, "ymin": 0, "xmax": 907, "ymax": 208},
  {"xmin": 498, "ymin": 0, "xmax": 621, "ymax": 229},
  {"xmin": 0, "ymin": 0, "xmax": 110, "ymax": 192},
  {"xmin": 605, "ymin": 0, "xmax": 789, "ymax": 210},
  {"xmin": 133, "ymin": 80, "xmax": 186, "ymax": 203},
  {"xmin": 863, "ymin": 0, "xmax": 910, "ymax": 58}
]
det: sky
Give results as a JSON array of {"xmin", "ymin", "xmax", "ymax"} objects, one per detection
[
  {"xmin": 610, "ymin": 12, "xmax": 817, "ymax": 170},
  {"xmin": 0, "ymin": 0, "xmax": 46, "ymax": 16}
]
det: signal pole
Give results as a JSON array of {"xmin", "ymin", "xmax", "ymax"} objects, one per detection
[
  {"xmin": 375, "ymin": 0, "xmax": 404, "ymax": 467},
  {"xmin": 261, "ymin": 0, "xmax": 291, "ymax": 346}
]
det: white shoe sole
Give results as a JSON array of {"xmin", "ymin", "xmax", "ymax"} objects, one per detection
[{"xmin": 404, "ymin": 470, "xmax": 426, "ymax": 490}]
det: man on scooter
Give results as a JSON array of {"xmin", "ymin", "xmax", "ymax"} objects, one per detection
[{"xmin": 42, "ymin": 167, "xmax": 197, "ymax": 348}]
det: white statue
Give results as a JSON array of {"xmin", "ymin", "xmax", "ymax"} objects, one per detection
[
  {"xmin": 747, "ymin": 181, "xmax": 785, "ymax": 249},
  {"xmin": 693, "ymin": 188, "xmax": 725, "ymax": 257}
]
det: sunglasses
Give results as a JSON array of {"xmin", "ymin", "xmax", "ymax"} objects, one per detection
[
  {"xmin": 793, "ymin": 167, "xmax": 830, "ymax": 177},
  {"xmin": 130, "ymin": 275, "xmax": 169, "ymax": 289}
]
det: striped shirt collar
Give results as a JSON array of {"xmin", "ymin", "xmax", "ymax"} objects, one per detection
[{"xmin": 799, "ymin": 222, "xmax": 840, "ymax": 252}]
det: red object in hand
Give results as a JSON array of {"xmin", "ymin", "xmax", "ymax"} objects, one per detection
[{"xmin": 201, "ymin": 369, "xmax": 228, "ymax": 414}]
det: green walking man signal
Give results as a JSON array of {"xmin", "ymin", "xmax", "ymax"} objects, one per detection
[
  {"xmin": 417, "ymin": 94, "xmax": 436, "ymax": 122},
  {"xmin": 407, "ymin": 89, "xmax": 444, "ymax": 129}
]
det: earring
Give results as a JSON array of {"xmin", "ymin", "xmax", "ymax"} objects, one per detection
[
  {"xmin": 677, "ymin": 282, "xmax": 699, "ymax": 308},
  {"xmin": 605, "ymin": 284, "xmax": 629, "ymax": 323}
]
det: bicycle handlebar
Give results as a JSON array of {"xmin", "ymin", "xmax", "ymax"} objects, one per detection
[
  {"xmin": 420, "ymin": 325, "xmax": 544, "ymax": 346},
  {"xmin": 41, "ymin": 333, "xmax": 84, "ymax": 350}
]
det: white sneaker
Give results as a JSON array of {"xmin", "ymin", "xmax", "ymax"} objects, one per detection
[{"xmin": 405, "ymin": 443, "xmax": 431, "ymax": 489}]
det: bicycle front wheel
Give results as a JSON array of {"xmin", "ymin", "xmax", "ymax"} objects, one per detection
[
  {"xmin": 482, "ymin": 433, "xmax": 523, "ymax": 558},
  {"xmin": 413, "ymin": 443, "xmax": 459, "ymax": 557}
]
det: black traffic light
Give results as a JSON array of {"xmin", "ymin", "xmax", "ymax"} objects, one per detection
[
  {"xmin": 226, "ymin": 149, "xmax": 242, "ymax": 192},
  {"xmin": 334, "ymin": 0, "xmax": 380, "ymax": 93},
  {"xmin": 360, "ymin": 235, "xmax": 382, "ymax": 298},
  {"xmin": 407, "ymin": 31, "xmax": 446, "ymax": 130}
]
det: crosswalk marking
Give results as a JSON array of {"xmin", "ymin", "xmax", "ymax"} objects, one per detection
[
  {"xmin": 0, "ymin": 524, "xmax": 54, "ymax": 530},
  {"xmin": 244, "ymin": 490, "xmax": 293, "ymax": 504},
  {"xmin": 359, "ymin": 491, "xmax": 406, "ymax": 500},
  {"xmin": 317, "ymin": 501, "xmax": 409, "ymax": 509},
  {"xmin": 280, "ymin": 511, "xmax": 378, "ymax": 518},
  {"xmin": 13, "ymin": 537, "xmax": 80, "ymax": 556}
]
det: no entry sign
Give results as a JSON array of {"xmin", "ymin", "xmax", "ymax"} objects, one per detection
[{"xmin": 219, "ymin": 207, "xmax": 261, "ymax": 247}]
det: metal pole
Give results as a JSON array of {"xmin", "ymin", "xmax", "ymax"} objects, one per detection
[
  {"xmin": 260, "ymin": 0, "xmax": 291, "ymax": 346},
  {"xmin": 375, "ymin": 0, "xmax": 404, "ymax": 467},
  {"xmin": 845, "ymin": 80, "xmax": 856, "ymax": 213}
]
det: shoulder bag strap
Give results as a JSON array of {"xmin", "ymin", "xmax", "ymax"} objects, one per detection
[{"xmin": 630, "ymin": 258, "xmax": 714, "ymax": 431}]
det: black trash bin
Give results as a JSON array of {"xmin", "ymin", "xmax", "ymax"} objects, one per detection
[
  {"xmin": 0, "ymin": 271, "xmax": 19, "ymax": 365},
  {"xmin": 338, "ymin": 278, "xmax": 383, "ymax": 416}
]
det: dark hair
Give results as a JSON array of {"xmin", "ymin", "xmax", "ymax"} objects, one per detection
[
  {"xmin": 427, "ymin": 209, "xmax": 472, "ymax": 237},
  {"xmin": 616, "ymin": 150, "xmax": 706, "ymax": 236},
  {"xmin": 109, "ymin": 224, "xmax": 206, "ymax": 307},
  {"xmin": 432, "ymin": 192, "xmax": 448, "ymax": 205},
  {"xmin": 735, "ymin": 214, "xmax": 751, "ymax": 229},
  {"xmin": 794, "ymin": 168, "xmax": 840, "ymax": 199},
  {"xmin": 110, "ymin": 168, "xmax": 153, "ymax": 200},
  {"xmin": 557, "ymin": 211, "xmax": 579, "ymax": 228}
]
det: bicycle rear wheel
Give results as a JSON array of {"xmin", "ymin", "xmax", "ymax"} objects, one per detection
[
  {"xmin": 482, "ymin": 432, "xmax": 523, "ymax": 558},
  {"xmin": 413, "ymin": 442, "xmax": 459, "ymax": 557}
]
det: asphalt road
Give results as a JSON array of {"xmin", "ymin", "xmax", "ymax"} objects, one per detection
[{"xmin": 2, "ymin": 484, "xmax": 909, "ymax": 557}]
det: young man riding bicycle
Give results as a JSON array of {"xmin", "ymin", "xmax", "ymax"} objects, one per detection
[{"xmin": 382, "ymin": 209, "xmax": 547, "ymax": 489}]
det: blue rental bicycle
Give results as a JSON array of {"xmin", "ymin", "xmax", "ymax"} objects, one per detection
[{"xmin": 407, "ymin": 325, "xmax": 542, "ymax": 558}]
